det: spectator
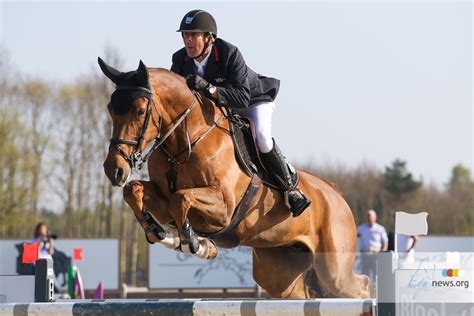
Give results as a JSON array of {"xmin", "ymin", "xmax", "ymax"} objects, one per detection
[
  {"xmin": 397, "ymin": 234, "xmax": 418, "ymax": 262},
  {"xmin": 357, "ymin": 209, "xmax": 388, "ymax": 281},
  {"xmin": 32, "ymin": 222, "xmax": 54, "ymax": 260}
]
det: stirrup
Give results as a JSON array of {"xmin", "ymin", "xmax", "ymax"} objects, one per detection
[{"xmin": 284, "ymin": 188, "xmax": 311, "ymax": 217}]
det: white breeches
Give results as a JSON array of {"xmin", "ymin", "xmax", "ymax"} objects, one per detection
[{"xmin": 234, "ymin": 101, "xmax": 275, "ymax": 153}]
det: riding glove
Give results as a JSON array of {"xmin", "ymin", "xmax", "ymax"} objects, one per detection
[{"xmin": 186, "ymin": 74, "xmax": 217, "ymax": 98}]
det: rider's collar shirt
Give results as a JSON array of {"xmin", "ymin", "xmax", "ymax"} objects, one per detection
[{"xmin": 193, "ymin": 45, "xmax": 213, "ymax": 77}]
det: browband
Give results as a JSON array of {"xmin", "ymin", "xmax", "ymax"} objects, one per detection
[{"xmin": 115, "ymin": 85, "xmax": 152, "ymax": 94}]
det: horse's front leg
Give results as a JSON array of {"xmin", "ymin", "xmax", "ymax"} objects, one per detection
[
  {"xmin": 168, "ymin": 186, "xmax": 228, "ymax": 259},
  {"xmin": 123, "ymin": 180, "xmax": 180, "ymax": 250}
]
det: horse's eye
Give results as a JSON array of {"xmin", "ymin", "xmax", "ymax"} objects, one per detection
[{"xmin": 137, "ymin": 108, "xmax": 146, "ymax": 116}]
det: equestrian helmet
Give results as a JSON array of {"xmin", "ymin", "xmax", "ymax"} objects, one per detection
[{"xmin": 177, "ymin": 10, "xmax": 217, "ymax": 38}]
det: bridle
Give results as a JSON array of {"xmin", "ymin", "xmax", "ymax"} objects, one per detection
[
  {"xmin": 109, "ymin": 85, "xmax": 155, "ymax": 170},
  {"xmin": 109, "ymin": 84, "xmax": 226, "ymax": 171}
]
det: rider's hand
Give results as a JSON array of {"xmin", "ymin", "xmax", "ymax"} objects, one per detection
[
  {"xmin": 186, "ymin": 74, "xmax": 208, "ymax": 90},
  {"xmin": 186, "ymin": 74, "xmax": 216, "ymax": 98}
]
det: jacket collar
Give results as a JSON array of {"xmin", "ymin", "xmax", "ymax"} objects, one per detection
[
  {"xmin": 182, "ymin": 44, "xmax": 220, "ymax": 78},
  {"xmin": 203, "ymin": 45, "xmax": 219, "ymax": 79},
  {"xmin": 182, "ymin": 55, "xmax": 195, "ymax": 76}
]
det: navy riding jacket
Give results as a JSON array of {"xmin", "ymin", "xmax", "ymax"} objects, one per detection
[{"xmin": 171, "ymin": 38, "xmax": 280, "ymax": 109}]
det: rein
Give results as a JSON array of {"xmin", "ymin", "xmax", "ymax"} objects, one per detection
[{"xmin": 109, "ymin": 85, "xmax": 226, "ymax": 171}]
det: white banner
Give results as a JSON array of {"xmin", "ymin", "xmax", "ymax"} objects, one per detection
[
  {"xmin": 395, "ymin": 212, "xmax": 428, "ymax": 236},
  {"xmin": 394, "ymin": 252, "xmax": 473, "ymax": 304},
  {"xmin": 149, "ymin": 245, "xmax": 255, "ymax": 288}
]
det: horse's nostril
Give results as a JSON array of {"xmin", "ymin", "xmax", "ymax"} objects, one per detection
[{"xmin": 114, "ymin": 167, "xmax": 124, "ymax": 183}]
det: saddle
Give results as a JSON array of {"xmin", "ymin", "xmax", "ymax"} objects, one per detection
[
  {"xmin": 228, "ymin": 115, "xmax": 298, "ymax": 189},
  {"xmin": 198, "ymin": 115, "xmax": 300, "ymax": 248}
]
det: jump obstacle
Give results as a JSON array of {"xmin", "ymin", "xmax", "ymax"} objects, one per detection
[
  {"xmin": 1, "ymin": 252, "xmax": 472, "ymax": 316},
  {"xmin": 0, "ymin": 259, "xmax": 54, "ymax": 304},
  {"xmin": 0, "ymin": 258, "xmax": 375, "ymax": 315},
  {"xmin": 0, "ymin": 298, "xmax": 375, "ymax": 316}
]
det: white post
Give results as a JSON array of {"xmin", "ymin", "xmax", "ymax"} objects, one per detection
[
  {"xmin": 394, "ymin": 212, "xmax": 398, "ymax": 262},
  {"xmin": 394, "ymin": 232, "xmax": 398, "ymax": 260}
]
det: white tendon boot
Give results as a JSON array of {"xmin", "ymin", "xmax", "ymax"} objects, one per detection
[{"xmin": 159, "ymin": 224, "xmax": 181, "ymax": 250}]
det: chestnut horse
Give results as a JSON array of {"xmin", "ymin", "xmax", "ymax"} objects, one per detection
[{"xmin": 99, "ymin": 58, "xmax": 369, "ymax": 299}]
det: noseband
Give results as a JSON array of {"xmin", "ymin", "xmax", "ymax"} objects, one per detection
[{"xmin": 109, "ymin": 84, "xmax": 225, "ymax": 171}]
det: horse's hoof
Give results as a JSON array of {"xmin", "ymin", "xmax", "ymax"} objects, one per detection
[
  {"xmin": 206, "ymin": 239, "xmax": 218, "ymax": 259},
  {"xmin": 195, "ymin": 238, "xmax": 218, "ymax": 260}
]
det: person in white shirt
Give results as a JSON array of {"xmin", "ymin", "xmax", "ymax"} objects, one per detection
[
  {"xmin": 31, "ymin": 222, "xmax": 54, "ymax": 260},
  {"xmin": 357, "ymin": 209, "xmax": 388, "ymax": 281},
  {"xmin": 397, "ymin": 234, "xmax": 418, "ymax": 263}
]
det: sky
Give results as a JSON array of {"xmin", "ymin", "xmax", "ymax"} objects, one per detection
[{"xmin": 0, "ymin": 0, "xmax": 472, "ymax": 186}]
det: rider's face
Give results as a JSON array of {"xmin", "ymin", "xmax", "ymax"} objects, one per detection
[{"xmin": 182, "ymin": 32, "xmax": 209, "ymax": 59}]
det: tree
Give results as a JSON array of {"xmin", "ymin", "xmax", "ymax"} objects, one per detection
[
  {"xmin": 448, "ymin": 164, "xmax": 473, "ymax": 190},
  {"xmin": 0, "ymin": 109, "xmax": 34, "ymax": 237},
  {"xmin": 21, "ymin": 80, "xmax": 53, "ymax": 224},
  {"xmin": 446, "ymin": 164, "xmax": 474, "ymax": 234},
  {"xmin": 383, "ymin": 159, "xmax": 421, "ymax": 200}
]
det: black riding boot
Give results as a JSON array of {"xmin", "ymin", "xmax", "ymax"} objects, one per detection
[{"xmin": 260, "ymin": 140, "xmax": 311, "ymax": 217}]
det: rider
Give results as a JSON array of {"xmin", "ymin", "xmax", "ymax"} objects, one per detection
[{"xmin": 171, "ymin": 9, "xmax": 311, "ymax": 217}]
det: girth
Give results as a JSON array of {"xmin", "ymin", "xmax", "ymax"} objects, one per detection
[{"xmin": 196, "ymin": 173, "xmax": 262, "ymax": 248}]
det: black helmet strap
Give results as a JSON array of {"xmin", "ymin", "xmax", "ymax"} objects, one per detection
[{"xmin": 188, "ymin": 33, "xmax": 214, "ymax": 60}]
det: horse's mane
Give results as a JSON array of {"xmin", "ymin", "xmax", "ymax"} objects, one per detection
[
  {"xmin": 147, "ymin": 67, "xmax": 218, "ymax": 126},
  {"xmin": 147, "ymin": 67, "xmax": 200, "ymax": 102},
  {"xmin": 147, "ymin": 67, "xmax": 187, "ymax": 84}
]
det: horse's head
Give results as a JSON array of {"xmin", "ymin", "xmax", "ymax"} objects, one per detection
[{"xmin": 98, "ymin": 57, "xmax": 158, "ymax": 187}]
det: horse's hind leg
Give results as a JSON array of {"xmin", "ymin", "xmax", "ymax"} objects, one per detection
[
  {"xmin": 312, "ymin": 251, "xmax": 370, "ymax": 298},
  {"xmin": 311, "ymin": 232, "xmax": 371, "ymax": 298},
  {"xmin": 252, "ymin": 246, "xmax": 314, "ymax": 298},
  {"xmin": 123, "ymin": 180, "xmax": 179, "ymax": 249}
]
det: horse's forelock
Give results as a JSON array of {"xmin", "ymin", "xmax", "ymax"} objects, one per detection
[
  {"xmin": 111, "ymin": 90, "xmax": 149, "ymax": 115},
  {"xmin": 109, "ymin": 70, "xmax": 151, "ymax": 115}
]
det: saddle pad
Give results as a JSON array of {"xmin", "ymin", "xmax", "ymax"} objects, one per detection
[{"xmin": 229, "ymin": 117, "xmax": 297, "ymax": 189}]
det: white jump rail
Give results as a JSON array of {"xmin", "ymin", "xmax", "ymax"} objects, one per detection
[{"xmin": 0, "ymin": 298, "xmax": 376, "ymax": 316}]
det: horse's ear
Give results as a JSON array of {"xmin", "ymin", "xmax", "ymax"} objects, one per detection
[
  {"xmin": 98, "ymin": 57, "xmax": 122, "ymax": 84},
  {"xmin": 136, "ymin": 60, "xmax": 149, "ymax": 87}
]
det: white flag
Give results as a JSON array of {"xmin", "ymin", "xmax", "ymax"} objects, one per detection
[{"xmin": 395, "ymin": 211, "xmax": 428, "ymax": 236}]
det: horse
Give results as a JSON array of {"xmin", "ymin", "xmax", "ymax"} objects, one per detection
[{"xmin": 99, "ymin": 58, "xmax": 370, "ymax": 299}]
